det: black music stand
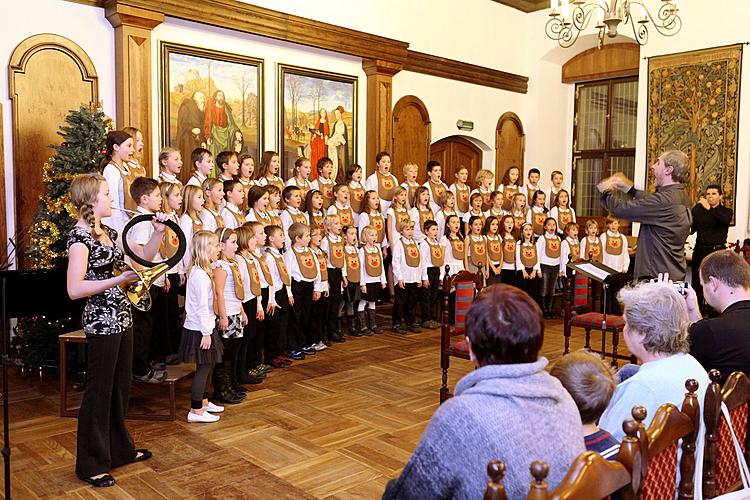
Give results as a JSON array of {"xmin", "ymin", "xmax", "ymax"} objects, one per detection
[{"xmin": 566, "ymin": 260, "xmax": 619, "ymax": 357}]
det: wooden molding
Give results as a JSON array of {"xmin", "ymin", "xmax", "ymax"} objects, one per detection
[
  {"xmin": 105, "ymin": 2, "xmax": 163, "ymax": 29},
  {"xmin": 404, "ymin": 50, "xmax": 528, "ymax": 94},
  {"xmin": 562, "ymin": 43, "xmax": 640, "ymax": 84},
  {"xmin": 363, "ymin": 59, "xmax": 401, "ymax": 175},
  {"xmin": 0, "ymin": 103, "xmax": 6, "ymax": 266},
  {"xmin": 491, "ymin": 0, "xmax": 548, "ymax": 13}
]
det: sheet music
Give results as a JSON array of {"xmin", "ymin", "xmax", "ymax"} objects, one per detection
[{"xmin": 576, "ymin": 262, "xmax": 611, "ymax": 281}]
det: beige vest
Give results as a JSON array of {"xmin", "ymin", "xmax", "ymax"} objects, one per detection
[
  {"xmin": 364, "ymin": 247, "xmax": 383, "ymax": 277},
  {"xmin": 293, "ymin": 247, "xmax": 318, "ymax": 280}
]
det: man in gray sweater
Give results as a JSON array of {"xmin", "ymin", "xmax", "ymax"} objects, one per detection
[
  {"xmin": 382, "ymin": 285, "xmax": 584, "ymax": 499},
  {"xmin": 598, "ymin": 150, "xmax": 692, "ymax": 281}
]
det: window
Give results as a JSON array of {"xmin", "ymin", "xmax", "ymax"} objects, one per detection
[{"xmin": 572, "ymin": 77, "xmax": 638, "ymax": 217}]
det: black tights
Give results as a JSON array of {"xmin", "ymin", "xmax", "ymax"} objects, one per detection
[{"xmin": 191, "ymin": 362, "xmax": 216, "ymax": 409}]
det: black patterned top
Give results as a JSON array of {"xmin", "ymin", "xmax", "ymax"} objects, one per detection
[{"xmin": 67, "ymin": 225, "xmax": 132, "ymax": 336}]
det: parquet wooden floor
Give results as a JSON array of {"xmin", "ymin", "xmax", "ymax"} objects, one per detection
[{"xmin": 0, "ymin": 315, "xmax": 623, "ymax": 499}]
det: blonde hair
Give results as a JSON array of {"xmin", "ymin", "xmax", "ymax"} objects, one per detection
[
  {"xmin": 398, "ymin": 220, "xmax": 415, "ymax": 233},
  {"xmin": 403, "ymin": 163, "xmax": 419, "ymax": 176},
  {"xmin": 550, "ymin": 350, "xmax": 616, "ymax": 424},
  {"xmin": 391, "ymin": 186, "xmax": 408, "ymax": 210},
  {"xmin": 189, "ymin": 230, "xmax": 219, "ymax": 276},
  {"xmin": 159, "ymin": 181, "xmax": 179, "ymax": 213},
  {"xmin": 475, "ymin": 169, "xmax": 495, "ymax": 186},
  {"xmin": 181, "ymin": 184, "xmax": 203, "ymax": 219},
  {"xmin": 288, "ymin": 222, "xmax": 310, "ymax": 243},
  {"xmin": 70, "ymin": 173, "xmax": 106, "ymax": 238},
  {"xmin": 202, "ymin": 178, "xmax": 223, "ymax": 210},
  {"xmin": 438, "ymin": 190, "xmax": 455, "ymax": 209},
  {"xmin": 324, "ymin": 214, "xmax": 340, "ymax": 229},
  {"xmin": 158, "ymin": 147, "xmax": 180, "ymax": 171},
  {"xmin": 361, "ymin": 225, "xmax": 377, "ymax": 242}
]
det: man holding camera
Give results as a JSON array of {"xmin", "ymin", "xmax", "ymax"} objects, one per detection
[{"xmin": 686, "ymin": 250, "xmax": 750, "ymax": 383}]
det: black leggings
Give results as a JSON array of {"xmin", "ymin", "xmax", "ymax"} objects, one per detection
[
  {"xmin": 540, "ymin": 264, "xmax": 558, "ymax": 298},
  {"xmin": 191, "ymin": 362, "xmax": 216, "ymax": 409}
]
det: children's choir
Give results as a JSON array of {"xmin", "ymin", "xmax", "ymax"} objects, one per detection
[{"xmin": 99, "ymin": 127, "xmax": 630, "ymax": 423}]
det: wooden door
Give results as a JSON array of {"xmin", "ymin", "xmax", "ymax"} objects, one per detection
[
  {"xmin": 495, "ymin": 112, "xmax": 525, "ymax": 184},
  {"xmin": 392, "ymin": 95, "xmax": 431, "ymax": 183},
  {"xmin": 430, "ymin": 136, "xmax": 483, "ymax": 186}
]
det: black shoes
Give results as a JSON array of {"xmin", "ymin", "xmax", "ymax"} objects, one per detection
[
  {"xmin": 131, "ymin": 448, "xmax": 152, "ymax": 462},
  {"xmin": 393, "ymin": 324, "xmax": 408, "ymax": 334},
  {"xmin": 407, "ymin": 324, "xmax": 423, "ymax": 333},
  {"xmin": 82, "ymin": 474, "xmax": 115, "ymax": 488}
]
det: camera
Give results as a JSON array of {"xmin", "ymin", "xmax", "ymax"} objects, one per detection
[{"xmin": 672, "ymin": 281, "xmax": 687, "ymax": 296}]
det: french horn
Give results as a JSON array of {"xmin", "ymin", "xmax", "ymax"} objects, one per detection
[{"xmin": 111, "ymin": 209, "xmax": 187, "ymax": 311}]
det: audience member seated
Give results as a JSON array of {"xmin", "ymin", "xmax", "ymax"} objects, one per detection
[
  {"xmin": 598, "ymin": 281, "xmax": 709, "ymax": 443},
  {"xmin": 687, "ymin": 249, "xmax": 750, "ymax": 384},
  {"xmin": 382, "ymin": 284, "xmax": 584, "ymax": 499},
  {"xmin": 551, "ymin": 350, "xmax": 620, "ymax": 460}
]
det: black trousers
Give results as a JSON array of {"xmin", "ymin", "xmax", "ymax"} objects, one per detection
[
  {"xmin": 326, "ymin": 268, "xmax": 343, "ymax": 335},
  {"xmin": 165, "ymin": 274, "xmax": 181, "ymax": 355},
  {"xmin": 487, "ymin": 266, "xmax": 502, "ymax": 286},
  {"xmin": 343, "ymin": 281, "xmax": 361, "ymax": 314},
  {"xmin": 240, "ymin": 297, "xmax": 258, "ymax": 374},
  {"xmin": 76, "ymin": 329, "xmax": 136, "ymax": 479},
  {"xmin": 393, "ymin": 282, "xmax": 419, "ymax": 326},
  {"xmin": 289, "ymin": 280, "xmax": 313, "ymax": 351},
  {"xmin": 265, "ymin": 286, "xmax": 290, "ymax": 360},
  {"xmin": 132, "ymin": 284, "xmax": 166, "ymax": 376},
  {"xmin": 309, "ymin": 293, "xmax": 329, "ymax": 344},
  {"xmin": 420, "ymin": 267, "xmax": 441, "ymax": 322},
  {"xmin": 191, "ymin": 362, "xmax": 215, "ymax": 409},
  {"xmin": 246, "ymin": 288, "xmax": 269, "ymax": 367},
  {"xmin": 540, "ymin": 264, "xmax": 558, "ymax": 298},
  {"xmin": 500, "ymin": 268, "xmax": 517, "ymax": 288},
  {"xmin": 517, "ymin": 268, "xmax": 541, "ymax": 306}
]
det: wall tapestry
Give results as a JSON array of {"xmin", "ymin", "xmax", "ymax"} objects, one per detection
[
  {"xmin": 277, "ymin": 64, "xmax": 357, "ymax": 182},
  {"xmin": 646, "ymin": 44, "xmax": 742, "ymax": 224},
  {"xmin": 160, "ymin": 42, "xmax": 263, "ymax": 179}
]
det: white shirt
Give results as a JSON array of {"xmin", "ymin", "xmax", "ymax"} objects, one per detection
[
  {"xmin": 601, "ymin": 230, "xmax": 630, "ymax": 273},
  {"xmin": 434, "ymin": 210, "xmax": 457, "ymax": 240},
  {"xmin": 283, "ymin": 246, "xmax": 322, "ymax": 285},
  {"xmin": 265, "ymin": 247, "xmax": 293, "ymax": 300},
  {"xmin": 212, "ymin": 259, "xmax": 242, "ymax": 316},
  {"xmin": 409, "ymin": 207, "xmax": 434, "ymax": 243},
  {"xmin": 365, "ymin": 171, "xmax": 398, "ymax": 215},
  {"xmin": 102, "ymin": 162, "xmax": 130, "ymax": 235},
  {"xmin": 179, "ymin": 212, "xmax": 201, "ymax": 271},
  {"xmin": 159, "ymin": 171, "xmax": 183, "ymax": 188},
  {"xmin": 386, "ymin": 206, "xmax": 410, "ymax": 245},
  {"xmin": 183, "ymin": 267, "xmax": 215, "ymax": 336},
  {"xmin": 545, "ymin": 186, "xmax": 564, "ymax": 210},
  {"xmin": 236, "ymin": 253, "xmax": 265, "ymax": 313},
  {"xmin": 246, "ymin": 208, "xmax": 272, "ymax": 225},
  {"xmin": 200, "ymin": 207, "xmax": 222, "ymax": 233},
  {"xmin": 186, "ymin": 171, "xmax": 207, "ymax": 188},
  {"xmin": 358, "ymin": 245, "xmax": 387, "ymax": 285},
  {"xmin": 128, "ymin": 207, "xmax": 166, "ymax": 287},
  {"xmin": 419, "ymin": 237, "xmax": 447, "ymax": 281},
  {"xmin": 522, "ymin": 183, "xmax": 542, "ymax": 201},
  {"xmin": 280, "ymin": 207, "xmax": 305, "ymax": 250},
  {"xmin": 392, "ymin": 237, "xmax": 423, "ymax": 284},
  {"xmin": 221, "ymin": 202, "xmax": 245, "ymax": 229},
  {"xmin": 311, "ymin": 247, "xmax": 330, "ymax": 294},
  {"xmin": 580, "ymin": 236, "xmax": 601, "ymax": 262},
  {"xmin": 320, "ymin": 233, "xmax": 347, "ymax": 274},
  {"xmin": 537, "ymin": 232, "xmax": 562, "ymax": 266},
  {"xmin": 358, "ymin": 211, "xmax": 388, "ymax": 249},
  {"xmin": 401, "ymin": 181, "xmax": 421, "ymax": 209},
  {"xmin": 424, "ymin": 179, "xmax": 449, "ymax": 213},
  {"xmin": 559, "ymin": 237, "xmax": 580, "ymax": 274},
  {"xmin": 441, "ymin": 235, "xmax": 465, "ymax": 276}
]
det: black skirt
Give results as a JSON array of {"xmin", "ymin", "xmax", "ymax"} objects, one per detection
[
  {"xmin": 360, "ymin": 282, "xmax": 382, "ymax": 302},
  {"xmin": 178, "ymin": 328, "xmax": 223, "ymax": 365}
]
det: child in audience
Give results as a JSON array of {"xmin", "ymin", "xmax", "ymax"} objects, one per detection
[
  {"xmin": 498, "ymin": 166, "xmax": 522, "ymax": 212},
  {"xmin": 499, "ymin": 215, "xmax": 518, "ymax": 287},
  {"xmin": 484, "ymin": 216, "xmax": 503, "ymax": 285},
  {"xmin": 216, "ymin": 151, "xmax": 239, "ymax": 182},
  {"xmin": 419, "ymin": 220, "xmax": 445, "ymax": 329},
  {"xmin": 180, "ymin": 184, "xmax": 205, "ymax": 271},
  {"xmin": 386, "ymin": 186, "xmax": 410, "ymax": 246},
  {"xmin": 465, "ymin": 215, "xmax": 488, "ymax": 279},
  {"xmin": 265, "ymin": 184, "xmax": 283, "ymax": 227},
  {"xmin": 435, "ymin": 191, "xmax": 457, "ymax": 238},
  {"xmin": 284, "ymin": 223, "xmax": 321, "ymax": 356},
  {"xmin": 200, "ymin": 178, "xmax": 225, "ymax": 232},
  {"xmin": 180, "ymin": 230, "xmax": 224, "ymax": 423},
  {"xmin": 358, "ymin": 226, "xmax": 387, "ymax": 334},
  {"xmin": 212, "ymin": 227, "xmax": 248, "ymax": 404},
  {"xmin": 246, "ymin": 186, "xmax": 272, "ymax": 227},
  {"xmin": 221, "ymin": 179, "xmax": 246, "ymax": 229},
  {"xmin": 400, "ymin": 163, "xmax": 421, "ymax": 209},
  {"xmin": 305, "ymin": 189, "xmax": 326, "ymax": 233},
  {"xmin": 320, "ymin": 215, "xmax": 346, "ymax": 343},
  {"xmin": 286, "ymin": 157, "xmax": 312, "ymax": 199},
  {"xmin": 280, "ymin": 186, "xmax": 307, "ymax": 250},
  {"xmin": 527, "ymin": 190, "xmax": 548, "ymax": 237},
  {"xmin": 471, "ymin": 169, "xmax": 495, "ymax": 212},
  {"xmin": 158, "ymin": 147, "xmax": 183, "ymax": 188},
  {"xmin": 409, "ymin": 186, "xmax": 435, "ymax": 243},
  {"xmin": 256, "ymin": 151, "xmax": 285, "ymax": 193},
  {"xmin": 327, "ymin": 184, "xmax": 356, "ymax": 228},
  {"xmin": 309, "ymin": 226, "xmax": 331, "ymax": 349},
  {"xmin": 516, "ymin": 222, "xmax": 541, "ymax": 306},
  {"xmin": 264, "ymin": 225, "xmax": 295, "ymax": 363},
  {"xmin": 159, "ymin": 182, "xmax": 184, "ymax": 365},
  {"xmin": 462, "ymin": 192, "xmax": 486, "ymax": 236},
  {"xmin": 601, "ymin": 215, "xmax": 629, "ymax": 273},
  {"xmin": 580, "ymin": 219, "xmax": 602, "ymax": 263},
  {"xmin": 449, "ymin": 166, "xmax": 471, "ymax": 218},
  {"xmin": 559, "ymin": 222, "xmax": 581, "ymax": 276},
  {"xmin": 523, "ymin": 167, "xmax": 542, "ymax": 200},
  {"xmin": 186, "ymin": 148, "xmax": 213, "ymax": 188},
  {"xmin": 346, "ymin": 164, "xmax": 367, "ymax": 219},
  {"xmin": 392, "ymin": 221, "xmax": 423, "ymax": 334},
  {"xmin": 550, "ymin": 189, "xmax": 576, "ymax": 236},
  {"xmin": 550, "ymin": 350, "xmax": 619, "ymax": 460},
  {"xmin": 546, "ymin": 170, "xmax": 565, "ymax": 210},
  {"xmin": 510, "ymin": 193, "xmax": 527, "ymax": 236},
  {"xmin": 358, "ymin": 190, "xmax": 387, "ymax": 252},
  {"xmin": 342, "ymin": 225, "xmax": 365, "ymax": 336},
  {"xmin": 424, "ymin": 160, "xmax": 448, "ymax": 213},
  {"xmin": 365, "ymin": 151, "xmax": 398, "ymax": 215},
  {"xmin": 442, "ymin": 214, "xmax": 467, "ymax": 277},
  {"xmin": 311, "ymin": 157, "xmax": 335, "ymax": 209},
  {"xmin": 237, "ymin": 154, "xmax": 256, "ymax": 211},
  {"xmin": 537, "ymin": 217, "xmax": 561, "ymax": 319}
]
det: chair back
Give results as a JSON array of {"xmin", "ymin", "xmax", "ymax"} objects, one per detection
[
  {"xmin": 733, "ymin": 239, "xmax": 750, "ymax": 267},
  {"xmin": 714, "ymin": 371, "xmax": 750, "ymax": 495},
  {"xmin": 484, "ymin": 460, "xmax": 507, "ymax": 500},
  {"xmin": 442, "ymin": 269, "xmax": 482, "ymax": 336},
  {"xmin": 702, "ymin": 369, "xmax": 722, "ymax": 498}
]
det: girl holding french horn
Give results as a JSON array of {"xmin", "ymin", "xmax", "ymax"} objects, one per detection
[{"xmin": 66, "ymin": 172, "xmax": 166, "ymax": 487}]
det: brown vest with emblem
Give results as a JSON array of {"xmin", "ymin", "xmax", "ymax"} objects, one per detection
[
  {"xmin": 267, "ymin": 250, "xmax": 291, "ymax": 286},
  {"xmin": 376, "ymin": 172, "xmax": 396, "ymax": 201},
  {"xmin": 327, "ymin": 236, "xmax": 345, "ymax": 269},
  {"xmin": 417, "ymin": 208, "xmax": 435, "ymax": 232},
  {"xmin": 429, "ymin": 181, "xmax": 447, "ymax": 205},
  {"xmin": 402, "ymin": 240, "xmax": 421, "ymax": 268},
  {"xmin": 520, "ymin": 243, "xmax": 538, "ymax": 268},
  {"xmin": 113, "ymin": 162, "xmax": 139, "ymax": 211},
  {"xmin": 309, "ymin": 212, "xmax": 325, "ymax": 232},
  {"xmin": 531, "ymin": 210, "xmax": 546, "ymax": 236},
  {"xmin": 227, "ymin": 260, "xmax": 245, "ymax": 301},
  {"xmin": 587, "ymin": 238, "xmax": 602, "ymax": 262},
  {"xmin": 480, "ymin": 189, "xmax": 492, "ymax": 212},
  {"xmin": 606, "ymin": 233, "xmax": 624, "ymax": 256},
  {"xmin": 502, "ymin": 186, "xmax": 519, "ymax": 211},
  {"xmin": 253, "ymin": 250, "xmax": 273, "ymax": 286},
  {"xmin": 251, "ymin": 209, "xmax": 272, "ymax": 228},
  {"xmin": 294, "ymin": 178, "xmax": 311, "ymax": 199},
  {"xmin": 265, "ymin": 176, "xmax": 285, "ymax": 194},
  {"xmin": 207, "ymin": 208, "xmax": 225, "ymax": 229},
  {"xmin": 557, "ymin": 208, "xmax": 573, "ymax": 228},
  {"xmin": 318, "ymin": 179, "xmax": 334, "ymax": 209},
  {"xmin": 404, "ymin": 183, "xmax": 419, "ymax": 207},
  {"xmin": 314, "ymin": 249, "xmax": 328, "ymax": 281},
  {"xmin": 502, "ymin": 236, "xmax": 516, "ymax": 264},
  {"xmin": 228, "ymin": 207, "xmax": 245, "ymax": 226},
  {"xmin": 487, "ymin": 236, "xmax": 503, "ymax": 263},
  {"xmin": 426, "ymin": 239, "xmax": 445, "ymax": 267},
  {"xmin": 349, "ymin": 184, "xmax": 366, "ymax": 213},
  {"xmin": 469, "ymin": 236, "xmax": 487, "ymax": 267},
  {"xmin": 364, "ymin": 247, "xmax": 383, "ymax": 277},
  {"xmin": 160, "ymin": 225, "xmax": 181, "ymax": 259},
  {"xmin": 455, "ymin": 184, "xmax": 470, "ymax": 213},
  {"xmin": 293, "ymin": 247, "xmax": 318, "ymax": 280},
  {"xmin": 287, "ymin": 209, "xmax": 308, "ymax": 225},
  {"xmin": 269, "ymin": 211, "xmax": 282, "ymax": 228},
  {"xmin": 545, "ymin": 235, "xmax": 561, "ymax": 259},
  {"xmin": 513, "ymin": 212, "xmax": 526, "ymax": 231},
  {"xmin": 345, "ymin": 248, "xmax": 360, "ymax": 283},
  {"xmin": 334, "ymin": 205, "xmax": 355, "ymax": 227},
  {"xmin": 189, "ymin": 214, "xmax": 203, "ymax": 235},
  {"xmin": 368, "ymin": 212, "xmax": 386, "ymax": 243},
  {"xmin": 393, "ymin": 208, "xmax": 411, "ymax": 232},
  {"xmin": 549, "ymin": 189, "xmax": 560, "ymax": 210},
  {"xmin": 449, "ymin": 236, "xmax": 465, "ymax": 260},
  {"xmin": 243, "ymin": 255, "xmax": 262, "ymax": 298},
  {"xmin": 568, "ymin": 240, "xmax": 580, "ymax": 261}
]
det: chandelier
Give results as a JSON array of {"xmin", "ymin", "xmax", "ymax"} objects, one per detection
[{"xmin": 546, "ymin": 0, "xmax": 682, "ymax": 48}]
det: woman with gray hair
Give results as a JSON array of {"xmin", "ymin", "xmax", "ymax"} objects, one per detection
[{"xmin": 598, "ymin": 281, "xmax": 709, "ymax": 441}]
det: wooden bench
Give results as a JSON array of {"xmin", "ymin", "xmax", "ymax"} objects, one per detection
[{"xmin": 59, "ymin": 330, "xmax": 195, "ymax": 421}]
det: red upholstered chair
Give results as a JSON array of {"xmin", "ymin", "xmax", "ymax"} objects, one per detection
[
  {"xmin": 633, "ymin": 379, "xmax": 701, "ymax": 500},
  {"xmin": 562, "ymin": 270, "xmax": 634, "ymax": 367},
  {"xmin": 439, "ymin": 269, "xmax": 482, "ymax": 403},
  {"xmin": 702, "ymin": 370, "xmax": 750, "ymax": 497}
]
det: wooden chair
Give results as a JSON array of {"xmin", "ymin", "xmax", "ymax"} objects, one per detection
[
  {"xmin": 521, "ymin": 418, "xmax": 644, "ymax": 499},
  {"xmin": 733, "ymin": 239, "xmax": 750, "ymax": 266},
  {"xmin": 702, "ymin": 369, "xmax": 750, "ymax": 497},
  {"xmin": 439, "ymin": 268, "xmax": 482, "ymax": 403},
  {"xmin": 633, "ymin": 379, "xmax": 701, "ymax": 500},
  {"xmin": 484, "ymin": 460, "xmax": 507, "ymax": 500},
  {"xmin": 562, "ymin": 268, "xmax": 634, "ymax": 366}
]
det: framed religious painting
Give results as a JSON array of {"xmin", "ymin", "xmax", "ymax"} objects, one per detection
[
  {"xmin": 159, "ymin": 42, "xmax": 264, "ymax": 183},
  {"xmin": 277, "ymin": 64, "xmax": 358, "ymax": 183}
]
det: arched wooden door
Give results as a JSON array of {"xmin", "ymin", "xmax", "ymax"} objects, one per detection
[
  {"xmin": 392, "ymin": 95, "xmax": 431, "ymax": 183},
  {"xmin": 495, "ymin": 112, "xmax": 525, "ymax": 184},
  {"xmin": 430, "ymin": 136, "xmax": 483, "ymax": 186}
]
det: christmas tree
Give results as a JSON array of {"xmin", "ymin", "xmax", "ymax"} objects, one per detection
[{"xmin": 27, "ymin": 104, "xmax": 112, "ymax": 269}]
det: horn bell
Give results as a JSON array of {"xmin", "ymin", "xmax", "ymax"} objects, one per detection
[{"xmin": 113, "ymin": 261, "xmax": 170, "ymax": 312}]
